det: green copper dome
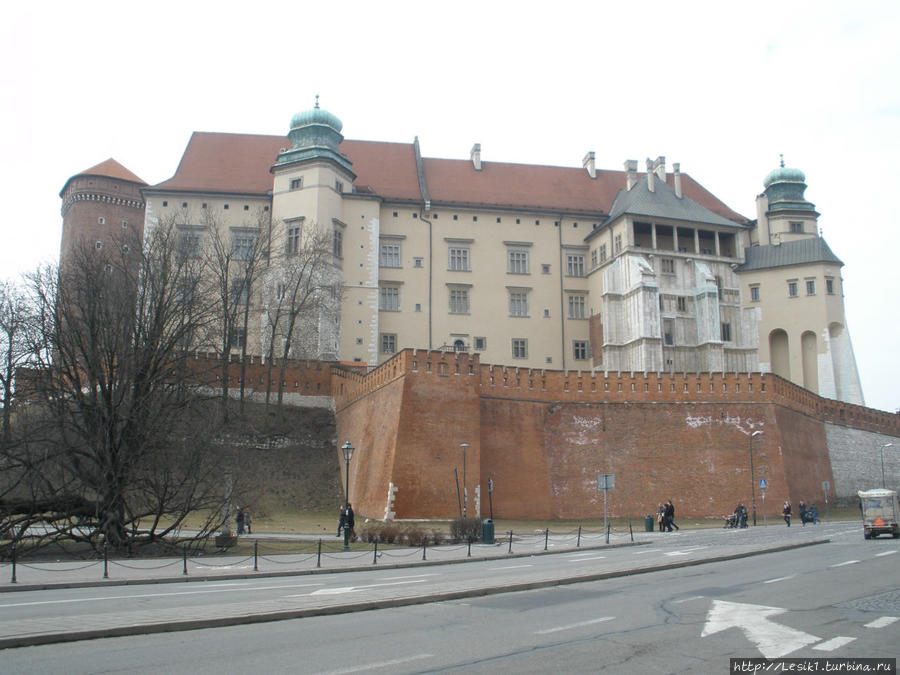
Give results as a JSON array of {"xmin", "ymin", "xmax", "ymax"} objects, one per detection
[
  {"xmin": 276, "ymin": 97, "xmax": 352, "ymax": 173},
  {"xmin": 289, "ymin": 106, "xmax": 343, "ymax": 134},
  {"xmin": 763, "ymin": 165, "xmax": 806, "ymax": 188}
]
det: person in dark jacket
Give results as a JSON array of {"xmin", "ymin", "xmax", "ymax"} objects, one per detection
[
  {"xmin": 782, "ymin": 500, "xmax": 792, "ymax": 527},
  {"xmin": 664, "ymin": 500, "xmax": 679, "ymax": 532},
  {"xmin": 337, "ymin": 506, "xmax": 346, "ymax": 537},
  {"xmin": 345, "ymin": 503, "xmax": 355, "ymax": 538}
]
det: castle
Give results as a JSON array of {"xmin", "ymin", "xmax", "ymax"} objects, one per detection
[{"xmin": 57, "ymin": 103, "xmax": 896, "ymax": 521}]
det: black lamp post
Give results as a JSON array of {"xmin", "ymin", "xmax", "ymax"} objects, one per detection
[
  {"xmin": 461, "ymin": 442, "xmax": 468, "ymax": 519},
  {"xmin": 341, "ymin": 441, "xmax": 354, "ymax": 551},
  {"xmin": 750, "ymin": 430, "xmax": 762, "ymax": 526},
  {"xmin": 881, "ymin": 442, "xmax": 894, "ymax": 489}
]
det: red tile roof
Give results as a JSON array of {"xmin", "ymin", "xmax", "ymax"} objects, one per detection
[
  {"xmin": 61, "ymin": 158, "xmax": 146, "ymax": 196},
  {"xmin": 148, "ymin": 132, "xmax": 748, "ymax": 224}
]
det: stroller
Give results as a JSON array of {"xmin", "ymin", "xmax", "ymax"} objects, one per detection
[
  {"xmin": 801, "ymin": 504, "xmax": 820, "ymax": 525},
  {"xmin": 724, "ymin": 513, "xmax": 738, "ymax": 528}
]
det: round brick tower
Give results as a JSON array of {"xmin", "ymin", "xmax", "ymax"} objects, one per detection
[{"xmin": 59, "ymin": 158, "xmax": 146, "ymax": 264}]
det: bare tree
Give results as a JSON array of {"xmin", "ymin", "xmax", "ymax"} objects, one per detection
[{"xmin": 0, "ymin": 280, "xmax": 32, "ymax": 443}]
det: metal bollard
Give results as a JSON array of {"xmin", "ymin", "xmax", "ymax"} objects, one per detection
[
  {"xmin": 507, "ymin": 530, "xmax": 513, "ymax": 554},
  {"xmin": 10, "ymin": 542, "xmax": 16, "ymax": 584},
  {"xmin": 253, "ymin": 540, "xmax": 258, "ymax": 572},
  {"xmin": 629, "ymin": 523, "xmax": 633, "ymax": 542},
  {"xmin": 577, "ymin": 525, "xmax": 582, "ymax": 548},
  {"xmin": 373, "ymin": 540, "xmax": 378, "ymax": 565},
  {"xmin": 103, "ymin": 541, "xmax": 109, "ymax": 579},
  {"xmin": 182, "ymin": 545, "xmax": 188, "ymax": 576},
  {"xmin": 316, "ymin": 538, "xmax": 322, "ymax": 568},
  {"xmin": 606, "ymin": 523, "xmax": 610, "ymax": 544},
  {"xmin": 544, "ymin": 528, "xmax": 549, "ymax": 551},
  {"xmin": 467, "ymin": 538, "xmax": 471, "ymax": 557},
  {"xmin": 422, "ymin": 540, "xmax": 427, "ymax": 561}
]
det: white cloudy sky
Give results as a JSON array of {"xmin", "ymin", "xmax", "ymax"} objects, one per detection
[{"xmin": 1, "ymin": 1, "xmax": 898, "ymax": 413}]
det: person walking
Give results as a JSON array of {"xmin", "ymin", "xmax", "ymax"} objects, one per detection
[
  {"xmin": 236, "ymin": 507, "xmax": 245, "ymax": 536},
  {"xmin": 345, "ymin": 503, "xmax": 355, "ymax": 539},
  {"xmin": 782, "ymin": 500, "xmax": 792, "ymax": 527},
  {"xmin": 243, "ymin": 507, "xmax": 252, "ymax": 535},
  {"xmin": 798, "ymin": 499, "xmax": 807, "ymax": 526},
  {"xmin": 657, "ymin": 503, "xmax": 666, "ymax": 532},
  {"xmin": 664, "ymin": 500, "xmax": 679, "ymax": 532},
  {"xmin": 337, "ymin": 506, "xmax": 346, "ymax": 537}
]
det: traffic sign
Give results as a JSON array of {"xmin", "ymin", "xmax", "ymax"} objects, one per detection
[
  {"xmin": 760, "ymin": 478, "xmax": 767, "ymax": 491},
  {"xmin": 597, "ymin": 473, "xmax": 615, "ymax": 491}
]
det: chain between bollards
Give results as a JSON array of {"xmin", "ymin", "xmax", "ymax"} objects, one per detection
[
  {"xmin": 182, "ymin": 545, "xmax": 188, "ymax": 576},
  {"xmin": 577, "ymin": 525, "xmax": 582, "ymax": 548},
  {"xmin": 103, "ymin": 541, "xmax": 109, "ymax": 579},
  {"xmin": 253, "ymin": 540, "xmax": 258, "ymax": 572},
  {"xmin": 316, "ymin": 538, "xmax": 322, "ymax": 568},
  {"xmin": 10, "ymin": 542, "xmax": 16, "ymax": 583}
]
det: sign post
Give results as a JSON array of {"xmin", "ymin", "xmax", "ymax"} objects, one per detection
[
  {"xmin": 821, "ymin": 480, "xmax": 830, "ymax": 517},
  {"xmin": 597, "ymin": 473, "xmax": 615, "ymax": 535},
  {"xmin": 759, "ymin": 478, "xmax": 767, "ymax": 526}
]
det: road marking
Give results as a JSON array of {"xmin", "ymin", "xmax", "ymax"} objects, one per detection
[
  {"xmin": 874, "ymin": 551, "xmax": 897, "ymax": 557},
  {"xmin": 320, "ymin": 654, "xmax": 433, "ymax": 674},
  {"xmin": 763, "ymin": 575, "xmax": 796, "ymax": 584},
  {"xmin": 813, "ymin": 636, "xmax": 856, "ymax": 651},
  {"xmin": 864, "ymin": 616, "xmax": 899, "ymax": 629},
  {"xmin": 665, "ymin": 546, "xmax": 709, "ymax": 557},
  {"xmin": 830, "ymin": 560, "xmax": 860, "ymax": 567},
  {"xmin": 701, "ymin": 600, "xmax": 820, "ymax": 659},
  {"xmin": 487, "ymin": 564, "xmax": 533, "ymax": 571},
  {"xmin": 308, "ymin": 579, "xmax": 428, "ymax": 596},
  {"xmin": 671, "ymin": 596, "xmax": 706, "ymax": 604},
  {"xmin": 567, "ymin": 556, "xmax": 607, "ymax": 562},
  {"xmin": 0, "ymin": 582, "xmax": 323, "ymax": 608},
  {"xmin": 535, "ymin": 617, "xmax": 615, "ymax": 635},
  {"xmin": 632, "ymin": 549, "xmax": 662, "ymax": 555},
  {"xmin": 379, "ymin": 573, "xmax": 439, "ymax": 580}
]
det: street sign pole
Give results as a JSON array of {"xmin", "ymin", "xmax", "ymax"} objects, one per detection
[
  {"xmin": 597, "ymin": 473, "xmax": 615, "ymax": 536},
  {"xmin": 760, "ymin": 478, "xmax": 768, "ymax": 527}
]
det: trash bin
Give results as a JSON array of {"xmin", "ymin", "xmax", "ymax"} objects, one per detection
[
  {"xmin": 644, "ymin": 515, "xmax": 654, "ymax": 532},
  {"xmin": 481, "ymin": 519, "xmax": 495, "ymax": 544}
]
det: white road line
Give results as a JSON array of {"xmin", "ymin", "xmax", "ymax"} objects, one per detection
[
  {"xmin": 379, "ymin": 573, "xmax": 439, "ymax": 580},
  {"xmin": 0, "ymin": 582, "xmax": 323, "ymax": 608},
  {"xmin": 567, "ymin": 556, "xmax": 607, "ymax": 562},
  {"xmin": 535, "ymin": 617, "xmax": 615, "ymax": 635},
  {"xmin": 830, "ymin": 560, "xmax": 860, "ymax": 567},
  {"xmin": 864, "ymin": 616, "xmax": 899, "ymax": 629},
  {"xmin": 488, "ymin": 564, "xmax": 533, "ymax": 571},
  {"xmin": 320, "ymin": 654, "xmax": 433, "ymax": 674},
  {"xmin": 664, "ymin": 546, "xmax": 709, "ymax": 557},
  {"xmin": 308, "ymin": 579, "xmax": 428, "ymax": 596},
  {"xmin": 671, "ymin": 596, "xmax": 705, "ymax": 604},
  {"xmin": 874, "ymin": 551, "xmax": 897, "ymax": 557},
  {"xmin": 763, "ymin": 575, "xmax": 796, "ymax": 584},
  {"xmin": 813, "ymin": 636, "xmax": 856, "ymax": 651},
  {"xmin": 632, "ymin": 549, "xmax": 662, "ymax": 555}
]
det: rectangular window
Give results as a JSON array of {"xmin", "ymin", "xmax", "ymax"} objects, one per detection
[
  {"xmin": 599, "ymin": 244, "xmax": 608, "ymax": 262},
  {"xmin": 720, "ymin": 322, "xmax": 732, "ymax": 342},
  {"xmin": 379, "ymin": 286, "xmax": 399, "ymax": 311},
  {"xmin": 614, "ymin": 234, "xmax": 622, "ymax": 254},
  {"xmin": 661, "ymin": 258, "xmax": 675, "ymax": 274},
  {"xmin": 750, "ymin": 285, "xmax": 760, "ymax": 302},
  {"xmin": 788, "ymin": 280, "xmax": 798, "ymax": 297},
  {"xmin": 790, "ymin": 221, "xmax": 803, "ymax": 233},
  {"xmin": 474, "ymin": 336, "xmax": 486, "ymax": 351},
  {"xmin": 591, "ymin": 249, "xmax": 598, "ymax": 268},
  {"xmin": 290, "ymin": 177, "xmax": 302, "ymax": 190},
  {"xmin": 826, "ymin": 277, "xmax": 834, "ymax": 295},
  {"xmin": 335, "ymin": 180, "xmax": 343, "ymax": 193},
  {"xmin": 567, "ymin": 294, "xmax": 586, "ymax": 319},
  {"xmin": 333, "ymin": 229, "xmax": 343, "ymax": 258},
  {"xmin": 573, "ymin": 340, "xmax": 590, "ymax": 360},
  {"xmin": 566, "ymin": 253, "xmax": 585, "ymax": 277},
  {"xmin": 229, "ymin": 328, "xmax": 246, "ymax": 349},
  {"xmin": 508, "ymin": 249, "xmax": 529, "ymax": 274},
  {"xmin": 178, "ymin": 232, "xmax": 202, "ymax": 259},
  {"xmin": 676, "ymin": 296, "xmax": 687, "ymax": 312},
  {"xmin": 512, "ymin": 338, "xmax": 528, "ymax": 359},
  {"xmin": 414, "ymin": 257, "xmax": 423, "ymax": 268},
  {"xmin": 449, "ymin": 288, "xmax": 469, "ymax": 314},
  {"xmin": 509, "ymin": 291, "xmax": 528, "ymax": 317},
  {"xmin": 231, "ymin": 279, "xmax": 249, "ymax": 305},
  {"xmin": 806, "ymin": 279, "xmax": 816, "ymax": 295},
  {"xmin": 286, "ymin": 226, "xmax": 301, "ymax": 255},
  {"xmin": 541, "ymin": 264, "xmax": 551, "ymax": 274},
  {"xmin": 232, "ymin": 234, "xmax": 256, "ymax": 261},
  {"xmin": 663, "ymin": 318, "xmax": 674, "ymax": 345},
  {"xmin": 380, "ymin": 333, "xmax": 396, "ymax": 354},
  {"xmin": 380, "ymin": 243, "xmax": 401, "ymax": 268},
  {"xmin": 449, "ymin": 247, "xmax": 470, "ymax": 271}
]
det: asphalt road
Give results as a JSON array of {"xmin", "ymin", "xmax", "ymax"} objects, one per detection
[{"xmin": 1, "ymin": 523, "xmax": 898, "ymax": 673}]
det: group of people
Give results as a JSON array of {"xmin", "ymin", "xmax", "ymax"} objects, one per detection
[
  {"xmin": 727, "ymin": 503, "xmax": 749, "ymax": 528},
  {"xmin": 656, "ymin": 500, "xmax": 679, "ymax": 532},
  {"xmin": 235, "ymin": 506, "xmax": 252, "ymax": 535},
  {"xmin": 337, "ymin": 503, "xmax": 355, "ymax": 538}
]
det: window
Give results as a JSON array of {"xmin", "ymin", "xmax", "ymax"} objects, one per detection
[
  {"xmin": 286, "ymin": 226, "xmax": 301, "ymax": 255},
  {"xmin": 177, "ymin": 231, "xmax": 202, "ymax": 259},
  {"xmin": 790, "ymin": 221, "xmax": 803, "ymax": 233},
  {"xmin": 229, "ymin": 328, "xmax": 246, "ymax": 349},
  {"xmin": 231, "ymin": 280, "xmax": 249, "ymax": 305},
  {"xmin": 508, "ymin": 249, "xmax": 529, "ymax": 274},
  {"xmin": 509, "ymin": 291, "xmax": 528, "ymax": 317},
  {"xmin": 676, "ymin": 296, "xmax": 687, "ymax": 312},
  {"xmin": 512, "ymin": 338, "xmax": 528, "ymax": 359},
  {"xmin": 715, "ymin": 275, "xmax": 723, "ymax": 300},
  {"xmin": 663, "ymin": 319, "xmax": 674, "ymax": 345},
  {"xmin": 806, "ymin": 279, "xmax": 816, "ymax": 295},
  {"xmin": 98, "ymin": 217, "xmax": 105, "ymax": 225},
  {"xmin": 568, "ymin": 294, "xmax": 586, "ymax": 319},
  {"xmin": 335, "ymin": 180, "xmax": 343, "ymax": 193},
  {"xmin": 614, "ymin": 234, "xmax": 622, "ymax": 254},
  {"xmin": 95, "ymin": 241, "xmax": 103, "ymax": 250},
  {"xmin": 275, "ymin": 282, "xmax": 286, "ymax": 300},
  {"xmin": 720, "ymin": 322, "xmax": 732, "ymax": 342},
  {"xmin": 566, "ymin": 253, "xmax": 585, "ymax": 277},
  {"xmin": 333, "ymin": 228, "xmax": 343, "ymax": 258},
  {"xmin": 750, "ymin": 285, "xmax": 760, "ymax": 302},
  {"xmin": 474, "ymin": 336, "xmax": 486, "ymax": 351},
  {"xmin": 541, "ymin": 264, "xmax": 551, "ymax": 274},
  {"xmin": 449, "ymin": 247, "xmax": 470, "ymax": 271},
  {"xmin": 573, "ymin": 340, "xmax": 590, "ymax": 360},
  {"xmin": 599, "ymin": 244, "xmax": 608, "ymax": 262},
  {"xmin": 290, "ymin": 177, "xmax": 303, "ymax": 190},
  {"xmin": 788, "ymin": 281, "xmax": 798, "ymax": 298},
  {"xmin": 232, "ymin": 234, "xmax": 256, "ymax": 261},
  {"xmin": 826, "ymin": 277, "xmax": 834, "ymax": 295},
  {"xmin": 380, "ymin": 243, "xmax": 401, "ymax": 268},
  {"xmin": 414, "ymin": 257, "xmax": 423, "ymax": 268},
  {"xmin": 661, "ymin": 258, "xmax": 675, "ymax": 274},
  {"xmin": 591, "ymin": 249, "xmax": 598, "ymax": 267},
  {"xmin": 449, "ymin": 288, "xmax": 469, "ymax": 314},
  {"xmin": 381, "ymin": 333, "xmax": 397, "ymax": 354},
  {"xmin": 379, "ymin": 286, "xmax": 399, "ymax": 311},
  {"xmin": 415, "ymin": 303, "xmax": 421, "ymax": 312},
  {"xmin": 122, "ymin": 220, "xmax": 128, "ymax": 229}
]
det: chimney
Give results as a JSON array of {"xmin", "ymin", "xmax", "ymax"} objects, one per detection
[
  {"xmin": 470, "ymin": 143, "xmax": 482, "ymax": 171},
  {"xmin": 673, "ymin": 162, "xmax": 683, "ymax": 199},
  {"xmin": 583, "ymin": 151, "xmax": 596, "ymax": 179},
  {"xmin": 653, "ymin": 156, "xmax": 666, "ymax": 181},
  {"xmin": 646, "ymin": 158, "xmax": 655, "ymax": 192},
  {"xmin": 624, "ymin": 159, "xmax": 638, "ymax": 190}
]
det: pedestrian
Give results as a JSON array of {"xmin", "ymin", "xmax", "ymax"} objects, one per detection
[
  {"xmin": 337, "ymin": 506, "xmax": 346, "ymax": 537},
  {"xmin": 243, "ymin": 507, "xmax": 252, "ymax": 535},
  {"xmin": 798, "ymin": 499, "xmax": 807, "ymax": 526},
  {"xmin": 236, "ymin": 506, "xmax": 245, "ymax": 535},
  {"xmin": 664, "ymin": 500, "xmax": 679, "ymax": 532},
  {"xmin": 345, "ymin": 503, "xmax": 355, "ymax": 539},
  {"xmin": 782, "ymin": 500, "xmax": 791, "ymax": 527},
  {"xmin": 657, "ymin": 503, "xmax": 666, "ymax": 532}
]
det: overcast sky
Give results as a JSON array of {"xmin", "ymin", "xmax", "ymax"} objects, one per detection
[{"xmin": 1, "ymin": 1, "xmax": 897, "ymax": 413}]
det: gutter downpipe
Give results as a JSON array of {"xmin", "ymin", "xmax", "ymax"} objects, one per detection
[
  {"xmin": 558, "ymin": 213, "xmax": 566, "ymax": 371},
  {"xmin": 413, "ymin": 137, "xmax": 433, "ymax": 349}
]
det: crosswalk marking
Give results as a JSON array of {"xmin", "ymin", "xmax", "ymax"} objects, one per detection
[
  {"xmin": 864, "ymin": 616, "xmax": 899, "ymax": 629},
  {"xmin": 813, "ymin": 636, "xmax": 855, "ymax": 651}
]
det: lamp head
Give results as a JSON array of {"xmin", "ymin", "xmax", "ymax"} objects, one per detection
[{"xmin": 341, "ymin": 441, "xmax": 355, "ymax": 461}]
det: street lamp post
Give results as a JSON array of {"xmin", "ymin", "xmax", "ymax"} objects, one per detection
[
  {"xmin": 750, "ymin": 430, "xmax": 763, "ymax": 526},
  {"xmin": 341, "ymin": 441, "xmax": 354, "ymax": 551},
  {"xmin": 881, "ymin": 442, "xmax": 894, "ymax": 489},
  {"xmin": 460, "ymin": 443, "xmax": 468, "ymax": 519}
]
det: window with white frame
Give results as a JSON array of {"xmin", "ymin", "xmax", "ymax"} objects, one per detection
[
  {"xmin": 750, "ymin": 285, "xmax": 760, "ymax": 302},
  {"xmin": 720, "ymin": 322, "xmax": 732, "ymax": 342},
  {"xmin": 599, "ymin": 243, "xmax": 608, "ymax": 262},
  {"xmin": 286, "ymin": 226, "xmax": 301, "ymax": 255},
  {"xmin": 380, "ymin": 242, "xmax": 401, "ymax": 268},
  {"xmin": 507, "ymin": 249, "xmax": 529, "ymax": 274},
  {"xmin": 790, "ymin": 221, "xmax": 803, "ymax": 233},
  {"xmin": 614, "ymin": 234, "xmax": 623, "ymax": 253},
  {"xmin": 663, "ymin": 318, "xmax": 674, "ymax": 345},
  {"xmin": 591, "ymin": 249, "xmax": 598, "ymax": 267},
  {"xmin": 232, "ymin": 233, "xmax": 256, "ymax": 261},
  {"xmin": 449, "ymin": 247, "xmax": 470, "ymax": 271},
  {"xmin": 825, "ymin": 277, "xmax": 834, "ymax": 295},
  {"xmin": 290, "ymin": 177, "xmax": 303, "ymax": 190},
  {"xmin": 806, "ymin": 279, "xmax": 816, "ymax": 295},
  {"xmin": 567, "ymin": 294, "xmax": 586, "ymax": 319},
  {"xmin": 229, "ymin": 327, "xmax": 246, "ymax": 349},
  {"xmin": 231, "ymin": 279, "xmax": 249, "ymax": 305},
  {"xmin": 381, "ymin": 333, "xmax": 397, "ymax": 354},
  {"xmin": 379, "ymin": 285, "xmax": 400, "ymax": 311},
  {"xmin": 177, "ymin": 230, "xmax": 202, "ymax": 259},
  {"xmin": 676, "ymin": 296, "xmax": 687, "ymax": 312},
  {"xmin": 788, "ymin": 280, "xmax": 798, "ymax": 297},
  {"xmin": 449, "ymin": 287, "xmax": 469, "ymax": 314},
  {"xmin": 566, "ymin": 252, "xmax": 586, "ymax": 277},
  {"xmin": 661, "ymin": 258, "xmax": 675, "ymax": 274},
  {"xmin": 509, "ymin": 290, "xmax": 528, "ymax": 317},
  {"xmin": 333, "ymin": 228, "xmax": 343, "ymax": 258},
  {"xmin": 511, "ymin": 338, "xmax": 528, "ymax": 359},
  {"xmin": 573, "ymin": 340, "xmax": 590, "ymax": 360},
  {"xmin": 474, "ymin": 336, "xmax": 486, "ymax": 351}
]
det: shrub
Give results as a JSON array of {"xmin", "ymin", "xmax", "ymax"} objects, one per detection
[{"xmin": 450, "ymin": 517, "xmax": 482, "ymax": 543}]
